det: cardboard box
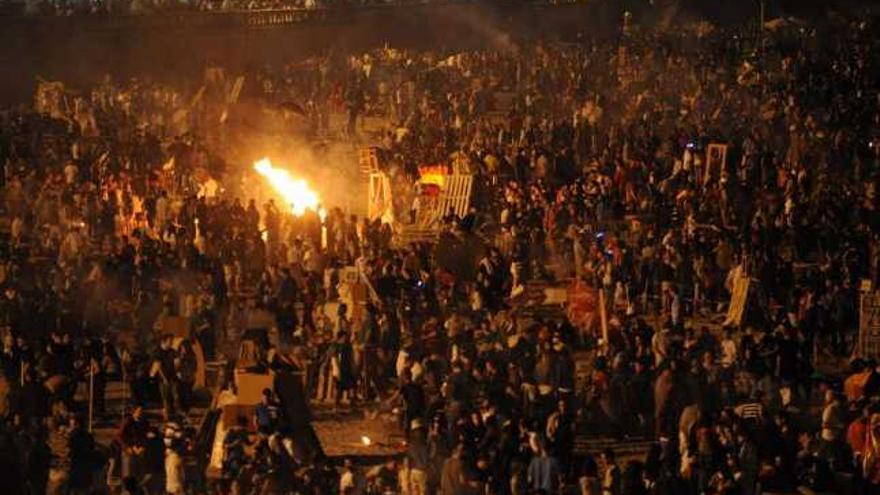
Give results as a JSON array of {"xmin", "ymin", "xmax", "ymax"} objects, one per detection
[{"xmin": 234, "ymin": 371, "xmax": 274, "ymax": 405}]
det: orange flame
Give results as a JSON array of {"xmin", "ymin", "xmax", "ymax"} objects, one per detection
[{"xmin": 253, "ymin": 158, "xmax": 320, "ymax": 216}]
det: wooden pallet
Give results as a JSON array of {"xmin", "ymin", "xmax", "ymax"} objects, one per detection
[
  {"xmin": 436, "ymin": 174, "xmax": 473, "ymax": 222},
  {"xmin": 358, "ymin": 147, "xmax": 381, "ymax": 176},
  {"xmin": 393, "ymin": 226, "xmax": 440, "ymax": 246}
]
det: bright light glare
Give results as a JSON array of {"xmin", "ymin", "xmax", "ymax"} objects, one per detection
[{"xmin": 253, "ymin": 158, "xmax": 320, "ymax": 216}]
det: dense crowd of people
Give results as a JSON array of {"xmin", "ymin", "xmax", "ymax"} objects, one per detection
[
  {"xmin": 0, "ymin": 8, "xmax": 878, "ymax": 495},
  {"xmin": 17, "ymin": 0, "xmax": 318, "ymax": 16},
  {"xmin": 11, "ymin": 0, "xmax": 540, "ymax": 17}
]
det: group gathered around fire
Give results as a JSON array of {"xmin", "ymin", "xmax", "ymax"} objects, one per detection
[{"xmin": 0, "ymin": 9, "xmax": 879, "ymax": 495}]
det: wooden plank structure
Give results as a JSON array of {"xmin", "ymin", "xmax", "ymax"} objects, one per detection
[
  {"xmin": 431, "ymin": 174, "xmax": 473, "ymax": 225},
  {"xmin": 411, "ymin": 173, "xmax": 473, "ymax": 228},
  {"xmin": 156, "ymin": 315, "xmax": 191, "ymax": 337},
  {"xmin": 234, "ymin": 371, "xmax": 275, "ymax": 404},
  {"xmin": 368, "ymin": 173, "xmax": 393, "ymax": 223},
  {"xmin": 359, "ymin": 147, "xmax": 381, "ymax": 176},
  {"xmin": 368, "ymin": 170, "xmax": 473, "ymax": 244}
]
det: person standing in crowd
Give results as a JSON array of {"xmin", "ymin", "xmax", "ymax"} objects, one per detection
[
  {"xmin": 163, "ymin": 416, "xmax": 187, "ymax": 495},
  {"xmin": 407, "ymin": 419, "xmax": 430, "ymax": 495},
  {"xmin": 528, "ymin": 440, "xmax": 562, "ymax": 494},
  {"xmin": 0, "ymin": 9, "xmax": 876, "ymax": 495},
  {"xmin": 600, "ymin": 448, "xmax": 620, "ymax": 495},
  {"xmin": 152, "ymin": 335, "xmax": 181, "ymax": 421},
  {"xmin": 440, "ymin": 443, "xmax": 467, "ymax": 495},
  {"xmin": 118, "ymin": 405, "xmax": 150, "ymax": 482},
  {"xmin": 332, "ymin": 330, "xmax": 357, "ymax": 411}
]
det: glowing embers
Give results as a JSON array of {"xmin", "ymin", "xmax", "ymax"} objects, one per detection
[{"xmin": 253, "ymin": 157, "xmax": 320, "ymax": 216}]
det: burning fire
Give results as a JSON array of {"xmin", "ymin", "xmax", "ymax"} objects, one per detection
[{"xmin": 253, "ymin": 158, "xmax": 320, "ymax": 216}]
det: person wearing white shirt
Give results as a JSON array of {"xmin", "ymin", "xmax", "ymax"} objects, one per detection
[{"xmin": 339, "ymin": 459, "xmax": 365, "ymax": 495}]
